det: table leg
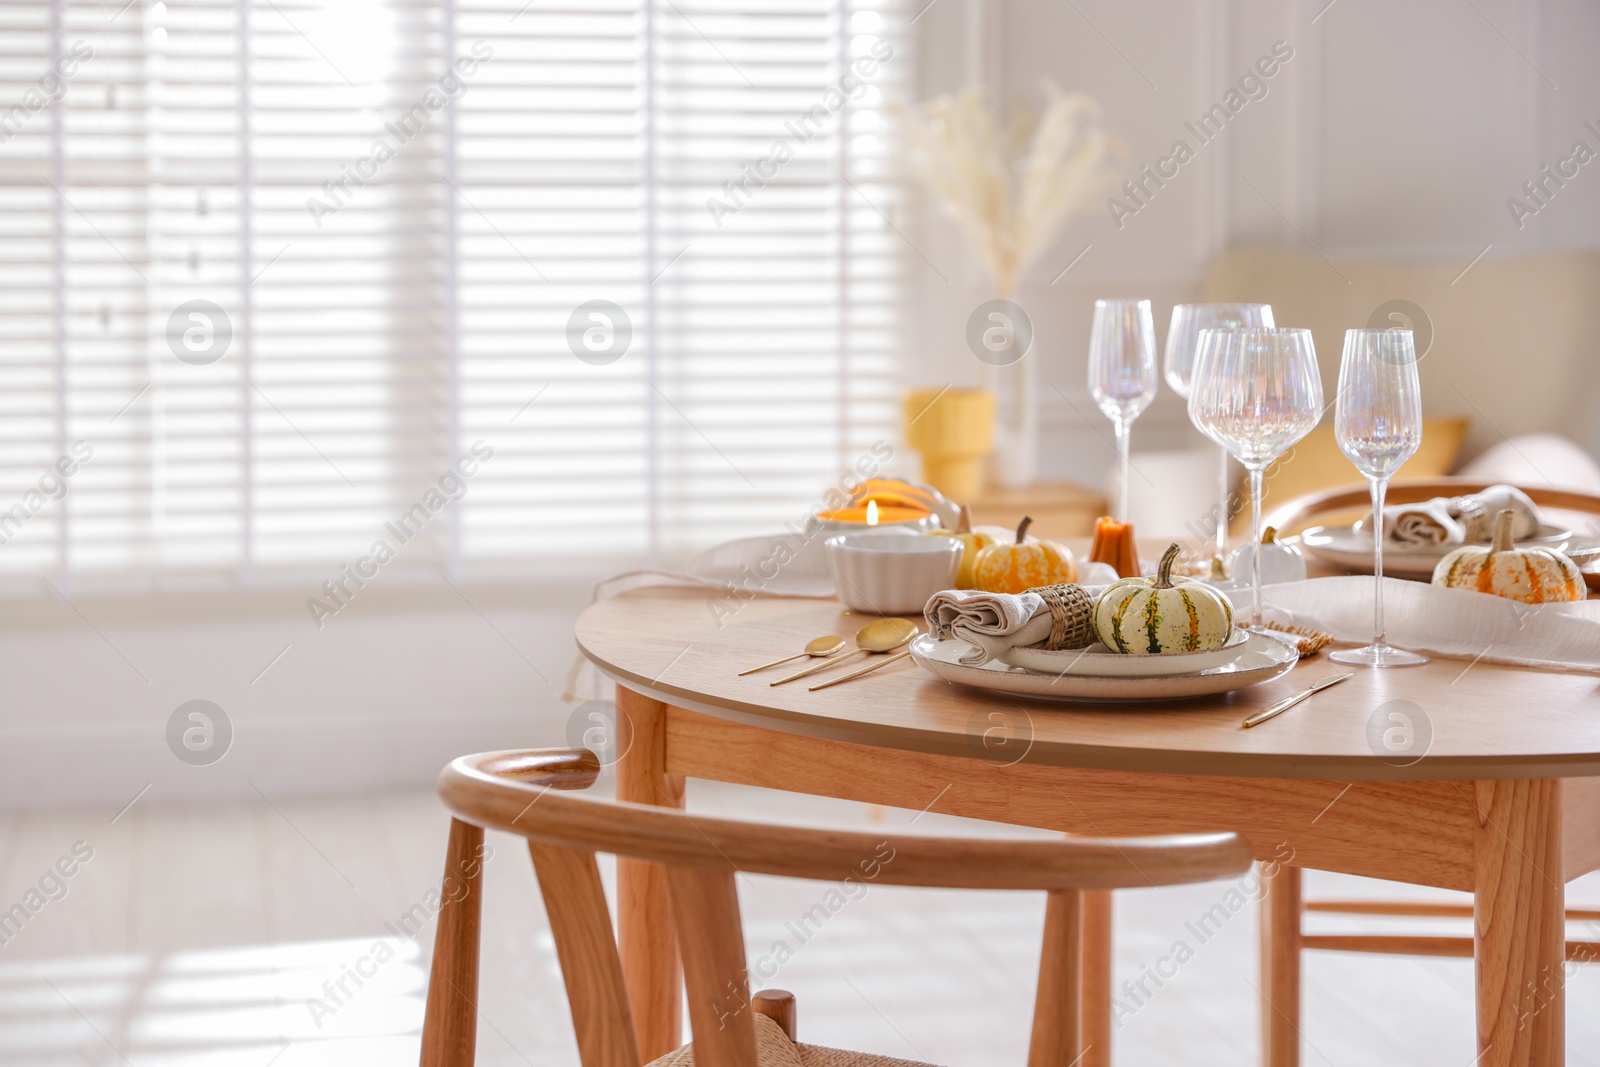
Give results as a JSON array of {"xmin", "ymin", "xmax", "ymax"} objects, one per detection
[
  {"xmin": 1259, "ymin": 863, "xmax": 1301, "ymax": 1067},
  {"xmin": 1473, "ymin": 779, "xmax": 1563, "ymax": 1067},
  {"xmin": 615, "ymin": 686, "xmax": 686, "ymax": 1060},
  {"xmin": 1081, "ymin": 890, "xmax": 1113, "ymax": 1067}
]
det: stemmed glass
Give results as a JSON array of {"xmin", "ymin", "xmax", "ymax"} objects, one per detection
[
  {"xmin": 1088, "ymin": 299, "xmax": 1158, "ymax": 522},
  {"xmin": 1164, "ymin": 303, "xmax": 1275, "ymax": 560},
  {"xmin": 1328, "ymin": 329, "xmax": 1429, "ymax": 668},
  {"xmin": 1188, "ymin": 328, "xmax": 1323, "ymax": 629}
]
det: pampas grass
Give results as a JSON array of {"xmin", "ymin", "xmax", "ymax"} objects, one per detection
[{"xmin": 895, "ymin": 82, "xmax": 1127, "ymax": 297}]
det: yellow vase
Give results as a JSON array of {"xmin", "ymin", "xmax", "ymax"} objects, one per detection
[{"xmin": 902, "ymin": 387, "xmax": 996, "ymax": 503}]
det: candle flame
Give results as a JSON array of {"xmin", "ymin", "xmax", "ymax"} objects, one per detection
[{"xmin": 866, "ymin": 500, "xmax": 879, "ymax": 526}]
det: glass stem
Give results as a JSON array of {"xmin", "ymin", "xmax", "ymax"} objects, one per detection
[
  {"xmin": 1370, "ymin": 474, "xmax": 1389, "ymax": 648},
  {"xmin": 1248, "ymin": 466, "xmax": 1265, "ymax": 628},
  {"xmin": 1114, "ymin": 417, "xmax": 1131, "ymax": 523},
  {"xmin": 1215, "ymin": 445, "xmax": 1230, "ymax": 559}
]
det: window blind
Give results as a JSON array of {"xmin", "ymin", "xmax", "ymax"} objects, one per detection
[{"xmin": 0, "ymin": 0, "xmax": 906, "ymax": 591}]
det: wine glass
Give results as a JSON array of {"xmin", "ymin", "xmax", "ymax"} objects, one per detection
[
  {"xmin": 1188, "ymin": 328, "xmax": 1323, "ymax": 629},
  {"xmin": 1164, "ymin": 303, "xmax": 1275, "ymax": 561},
  {"xmin": 1327, "ymin": 329, "xmax": 1429, "ymax": 668},
  {"xmin": 1088, "ymin": 299, "xmax": 1158, "ymax": 522}
]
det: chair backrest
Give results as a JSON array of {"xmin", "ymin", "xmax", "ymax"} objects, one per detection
[{"xmin": 420, "ymin": 748, "xmax": 1254, "ymax": 1067}]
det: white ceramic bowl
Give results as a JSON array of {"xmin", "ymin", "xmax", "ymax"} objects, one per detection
[{"xmin": 825, "ymin": 532, "xmax": 961, "ymax": 615}]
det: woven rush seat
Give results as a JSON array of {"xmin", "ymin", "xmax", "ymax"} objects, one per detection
[{"xmin": 645, "ymin": 1013, "xmax": 941, "ymax": 1067}]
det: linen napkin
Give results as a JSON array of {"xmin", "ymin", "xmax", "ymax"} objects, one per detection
[
  {"xmin": 924, "ymin": 587, "xmax": 1101, "ymax": 666},
  {"xmin": 1259, "ymin": 575, "xmax": 1600, "ymax": 674},
  {"xmin": 1374, "ymin": 484, "xmax": 1539, "ymax": 546}
]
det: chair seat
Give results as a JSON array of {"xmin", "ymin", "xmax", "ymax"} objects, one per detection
[
  {"xmin": 645, "ymin": 1014, "xmax": 941, "ymax": 1067},
  {"xmin": 792, "ymin": 1046, "xmax": 941, "ymax": 1067}
]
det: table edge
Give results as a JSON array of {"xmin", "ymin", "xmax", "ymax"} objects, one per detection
[{"xmin": 577, "ymin": 636, "xmax": 1600, "ymax": 783}]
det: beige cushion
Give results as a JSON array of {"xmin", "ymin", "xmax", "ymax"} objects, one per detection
[
  {"xmin": 1457, "ymin": 433, "xmax": 1600, "ymax": 495},
  {"xmin": 1203, "ymin": 247, "xmax": 1600, "ymax": 464},
  {"xmin": 646, "ymin": 1014, "xmax": 941, "ymax": 1067}
]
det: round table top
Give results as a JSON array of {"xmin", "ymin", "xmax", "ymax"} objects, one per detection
[{"xmin": 575, "ymin": 587, "xmax": 1600, "ymax": 782}]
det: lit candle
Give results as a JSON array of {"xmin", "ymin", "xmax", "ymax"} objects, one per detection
[
  {"xmin": 815, "ymin": 500, "xmax": 932, "ymax": 525},
  {"xmin": 813, "ymin": 478, "xmax": 938, "ymax": 529}
]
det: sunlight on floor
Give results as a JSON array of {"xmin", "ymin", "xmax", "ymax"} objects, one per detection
[{"xmin": 0, "ymin": 939, "xmax": 426, "ymax": 1067}]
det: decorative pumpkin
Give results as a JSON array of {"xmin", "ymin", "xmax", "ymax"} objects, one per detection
[
  {"xmin": 1088, "ymin": 515, "xmax": 1141, "ymax": 578},
  {"xmin": 927, "ymin": 504, "xmax": 995, "ymax": 588},
  {"xmin": 1093, "ymin": 543, "xmax": 1235, "ymax": 654},
  {"xmin": 1432, "ymin": 508, "xmax": 1585, "ymax": 604},
  {"xmin": 973, "ymin": 516, "xmax": 1078, "ymax": 594},
  {"xmin": 1228, "ymin": 526, "xmax": 1308, "ymax": 586}
]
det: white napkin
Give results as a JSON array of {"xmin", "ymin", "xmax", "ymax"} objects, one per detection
[
  {"xmin": 1259, "ymin": 576, "xmax": 1600, "ymax": 674},
  {"xmin": 1376, "ymin": 484, "xmax": 1539, "ymax": 546},
  {"xmin": 923, "ymin": 588, "xmax": 1054, "ymax": 666}
]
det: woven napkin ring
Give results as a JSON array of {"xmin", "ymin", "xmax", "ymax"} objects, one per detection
[
  {"xmin": 1451, "ymin": 495, "xmax": 1490, "ymax": 542},
  {"xmin": 1037, "ymin": 584, "xmax": 1096, "ymax": 650}
]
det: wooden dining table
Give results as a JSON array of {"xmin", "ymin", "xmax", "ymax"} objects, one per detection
[{"xmin": 574, "ymin": 578, "xmax": 1600, "ymax": 1067}]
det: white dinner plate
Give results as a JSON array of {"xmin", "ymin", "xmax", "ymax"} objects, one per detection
[
  {"xmin": 999, "ymin": 627, "xmax": 1252, "ymax": 678},
  {"xmin": 909, "ymin": 632, "xmax": 1298, "ymax": 703},
  {"xmin": 1299, "ymin": 522, "xmax": 1600, "ymax": 577}
]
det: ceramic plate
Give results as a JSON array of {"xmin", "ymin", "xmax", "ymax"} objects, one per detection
[
  {"xmin": 909, "ymin": 632, "xmax": 1297, "ymax": 703},
  {"xmin": 999, "ymin": 627, "xmax": 1252, "ymax": 678},
  {"xmin": 1299, "ymin": 522, "xmax": 1600, "ymax": 577}
]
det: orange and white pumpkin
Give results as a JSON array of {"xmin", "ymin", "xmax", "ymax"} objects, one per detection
[
  {"xmin": 1432, "ymin": 508, "xmax": 1584, "ymax": 604},
  {"xmin": 927, "ymin": 504, "xmax": 996, "ymax": 588},
  {"xmin": 1093, "ymin": 542, "xmax": 1235, "ymax": 654},
  {"xmin": 972, "ymin": 516, "xmax": 1078, "ymax": 594}
]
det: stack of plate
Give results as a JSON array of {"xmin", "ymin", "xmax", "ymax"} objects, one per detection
[
  {"xmin": 908, "ymin": 629, "xmax": 1298, "ymax": 703},
  {"xmin": 1299, "ymin": 520, "xmax": 1600, "ymax": 579}
]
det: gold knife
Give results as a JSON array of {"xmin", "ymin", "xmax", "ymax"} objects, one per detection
[
  {"xmin": 807, "ymin": 651, "xmax": 911, "ymax": 691},
  {"xmin": 1241, "ymin": 672, "xmax": 1354, "ymax": 728}
]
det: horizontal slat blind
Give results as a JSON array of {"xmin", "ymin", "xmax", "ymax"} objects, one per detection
[{"xmin": 0, "ymin": 0, "xmax": 905, "ymax": 590}]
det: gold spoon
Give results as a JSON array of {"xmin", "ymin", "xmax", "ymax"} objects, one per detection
[
  {"xmin": 770, "ymin": 617, "xmax": 919, "ymax": 686},
  {"xmin": 738, "ymin": 635, "xmax": 847, "ymax": 676}
]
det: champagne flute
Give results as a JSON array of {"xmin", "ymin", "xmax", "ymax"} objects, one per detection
[
  {"xmin": 1088, "ymin": 299, "xmax": 1157, "ymax": 522},
  {"xmin": 1328, "ymin": 329, "xmax": 1429, "ymax": 668},
  {"xmin": 1188, "ymin": 328, "xmax": 1323, "ymax": 629},
  {"xmin": 1164, "ymin": 303, "xmax": 1275, "ymax": 560}
]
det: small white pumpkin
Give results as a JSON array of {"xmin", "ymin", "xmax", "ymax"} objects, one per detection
[
  {"xmin": 1432, "ymin": 508, "xmax": 1584, "ymax": 604},
  {"xmin": 1227, "ymin": 526, "xmax": 1307, "ymax": 585},
  {"xmin": 1093, "ymin": 543, "xmax": 1235, "ymax": 654}
]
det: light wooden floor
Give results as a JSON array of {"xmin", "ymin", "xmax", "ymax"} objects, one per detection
[{"xmin": 2, "ymin": 780, "xmax": 1599, "ymax": 1067}]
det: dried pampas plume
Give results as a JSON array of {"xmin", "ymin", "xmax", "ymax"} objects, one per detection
[{"xmin": 894, "ymin": 82, "xmax": 1127, "ymax": 297}]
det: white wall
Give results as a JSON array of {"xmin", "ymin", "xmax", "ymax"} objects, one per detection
[
  {"xmin": 906, "ymin": 0, "xmax": 1600, "ymax": 489},
  {"xmin": 0, "ymin": 579, "xmax": 595, "ymax": 806}
]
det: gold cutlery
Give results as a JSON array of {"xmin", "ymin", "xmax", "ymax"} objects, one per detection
[
  {"xmin": 1242, "ymin": 672, "xmax": 1353, "ymax": 728},
  {"xmin": 770, "ymin": 618, "xmax": 919, "ymax": 686},
  {"xmin": 738, "ymin": 634, "xmax": 846, "ymax": 676},
  {"xmin": 808, "ymin": 650, "xmax": 912, "ymax": 691}
]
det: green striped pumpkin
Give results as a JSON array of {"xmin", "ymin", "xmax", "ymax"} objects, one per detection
[{"xmin": 1093, "ymin": 543, "xmax": 1235, "ymax": 654}]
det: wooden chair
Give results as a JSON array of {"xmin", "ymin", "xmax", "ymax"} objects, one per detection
[
  {"xmin": 1257, "ymin": 480, "xmax": 1600, "ymax": 1063},
  {"xmin": 418, "ymin": 748, "xmax": 1255, "ymax": 1067}
]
